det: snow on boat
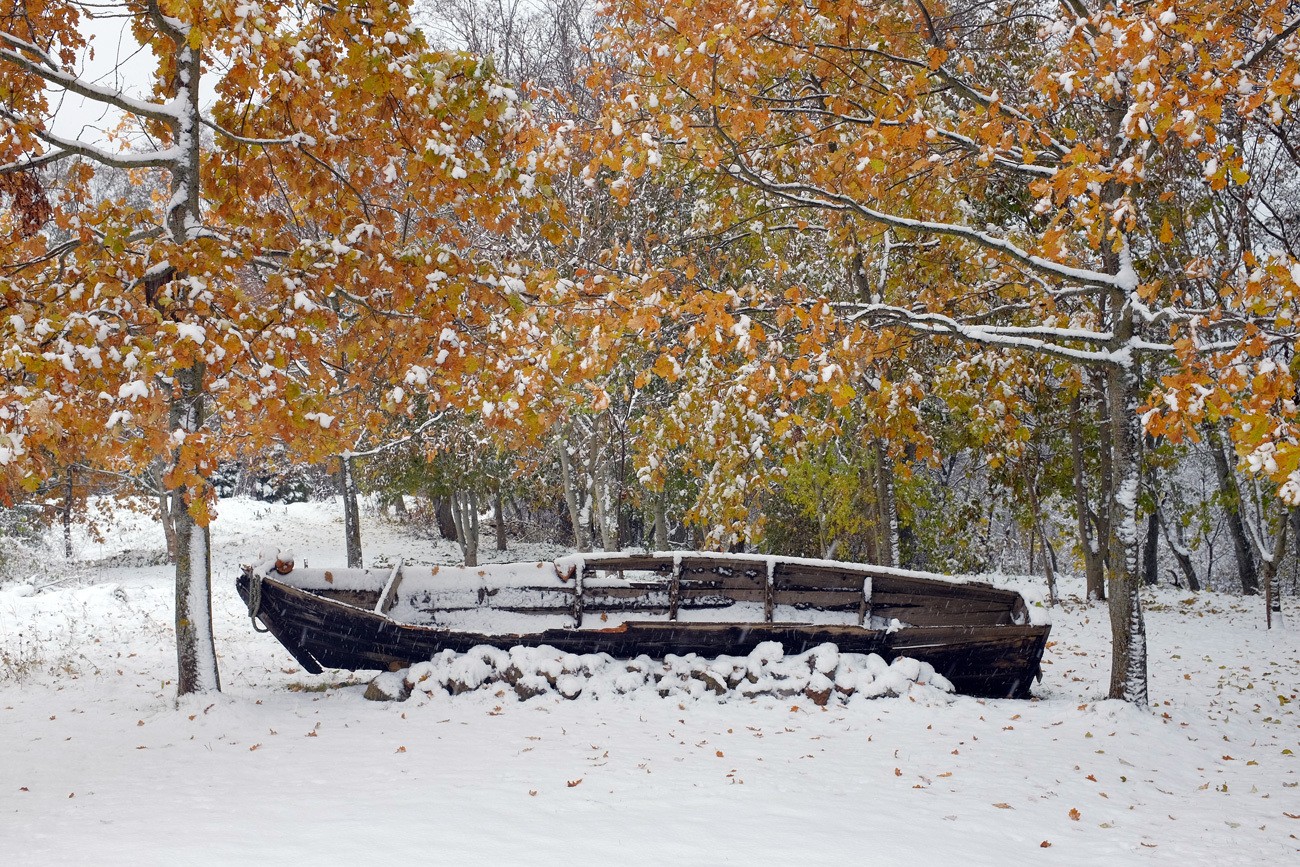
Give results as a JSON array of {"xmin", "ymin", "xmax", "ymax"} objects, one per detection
[{"xmin": 236, "ymin": 552, "xmax": 1051, "ymax": 698}]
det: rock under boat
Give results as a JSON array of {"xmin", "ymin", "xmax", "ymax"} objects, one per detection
[{"xmin": 236, "ymin": 552, "xmax": 1051, "ymax": 699}]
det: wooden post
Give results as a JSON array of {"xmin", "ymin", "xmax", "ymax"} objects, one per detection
[
  {"xmin": 572, "ymin": 562, "xmax": 585, "ymax": 628},
  {"xmin": 669, "ymin": 557, "xmax": 682, "ymax": 621},
  {"xmin": 858, "ymin": 575, "xmax": 873, "ymax": 626},
  {"xmin": 764, "ymin": 559, "xmax": 775, "ymax": 623}
]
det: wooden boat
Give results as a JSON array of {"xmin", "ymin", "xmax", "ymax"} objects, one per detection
[{"xmin": 236, "ymin": 552, "xmax": 1050, "ymax": 698}]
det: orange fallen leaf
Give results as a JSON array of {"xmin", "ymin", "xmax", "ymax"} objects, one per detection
[
  {"xmin": 1086, "ymin": 774, "xmax": 1097, "ymax": 782},
  {"xmin": 567, "ymin": 778, "xmax": 583, "ymax": 788},
  {"xmin": 249, "ymin": 743, "xmax": 261, "ymax": 752},
  {"xmin": 1040, "ymin": 841, "xmax": 1051, "ymax": 848},
  {"xmin": 715, "ymin": 750, "xmax": 724, "ymax": 757},
  {"xmin": 894, "ymin": 768, "xmax": 902, "ymax": 777},
  {"xmin": 395, "ymin": 746, "xmax": 406, "ymax": 753},
  {"xmin": 993, "ymin": 803, "xmax": 1013, "ymax": 809},
  {"xmin": 1069, "ymin": 808, "xmax": 1081, "ymax": 821}
]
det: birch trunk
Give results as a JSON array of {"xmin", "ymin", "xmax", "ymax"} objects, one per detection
[
  {"xmin": 653, "ymin": 491, "xmax": 669, "ymax": 551},
  {"xmin": 1263, "ymin": 513, "xmax": 1288, "ymax": 630},
  {"xmin": 1104, "ymin": 359, "xmax": 1148, "ymax": 706},
  {"xmin": 171, "ymin": 362, "xmax": 220, "ymax": 696},
  {"xmin": 873, "ymin": 440, "xmax": 899, "ymax": 568},
  {"xmin": 62, "ymin": 468, "xmax": 74, "ymax": 559},
  {"xmin": 451, "ymin": 489, "xmax": 480, "ymax": 567},
  {"xmin": 338, "ymin": 455, "xmax": 362, "ymax": 569},
  {"xmin": 558, "ymin": 427, "xmax": 592, "ymax": 552}
]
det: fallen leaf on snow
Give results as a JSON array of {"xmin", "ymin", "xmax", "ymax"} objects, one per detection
[{"xmin": 567, "ymin": 779, "xmax": 583, "ymax": 788}]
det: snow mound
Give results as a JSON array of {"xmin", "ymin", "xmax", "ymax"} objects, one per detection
[{"xmin": 386, "ymin": 641, "xmax": 954, "ymax": 705}]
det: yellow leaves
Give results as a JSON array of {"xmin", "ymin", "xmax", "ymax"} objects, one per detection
[{"xmin": 652, "ymin": 353, "xmax": 682, "ymax": 382}]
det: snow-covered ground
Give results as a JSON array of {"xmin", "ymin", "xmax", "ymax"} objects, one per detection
[{"xmin": 1, "ymin": 498, "xmax": 1296, "ymax": 864}]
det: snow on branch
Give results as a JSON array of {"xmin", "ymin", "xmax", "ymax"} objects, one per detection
[
  {"xmin": 724, "ymin": 158, "xmax": 1119, "ymax": 290},
  {"xmin": 0, "ymin": 32, "xmax": 179, "ymax": 125},
  {"xmin": 832, "ymin": 301, "xmax": 1128, "ymax": 365},
  {"xmin": 0, "ymin": 147, "xmax": 74, "ymax": 175},
  {"xmin": 342, "ymin": 412, "xmax": 447, "ymax": 461},
  {"xmin": 13, "ymin": 119, "xmax": 180, "ymax": 171},
  {"xmin": 1239, "ymin": 15, "xmax": 1300, "ymax": 70},
  {"xmin": 199, "ymin": 118, "xmax": 316, "ymax": 148}
]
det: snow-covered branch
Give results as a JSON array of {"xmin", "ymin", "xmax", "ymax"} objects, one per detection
[
  {"xmin": 723, "ymin": 157, "xmax": 1118, "ymax": 289},
  {"xmin": 343, "ymin": 412, "xmax": 447, "ymax": 460},
  {"xmin": 1240, "ymin": 15, "xmax": 1300, "ymax": 70},
  {"xmin": 199, "ymin": 118, "xmax": 314, "ymax": 148},
  {"xmin": 830, "ymin": 301, "xmax": 1128, "ymax": 365},
  {"xmin": 0, "ymin": 147, "xmax": 73, "ymax": 175},
  {"xmin": 0, "ymin": 32, "xmax": 179, "ymax": 124}
]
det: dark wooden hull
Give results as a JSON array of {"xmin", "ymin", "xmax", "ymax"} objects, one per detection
[{"xmin": 236, "ymin": 573, "xmax": 1049, "ymax": 699}]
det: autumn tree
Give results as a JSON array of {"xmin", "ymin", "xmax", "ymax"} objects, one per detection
[
  {"xmin": 1, "ymin": 0, "xmax": 546, "ymax": 696},
  {"xmin": 596, "ymin": 0, "xmax": 1300, "ymax": 703}
]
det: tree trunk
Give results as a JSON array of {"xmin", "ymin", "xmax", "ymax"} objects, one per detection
[
  {"xmin": 587, "ymin": 417, "xmax": 618, "ymax": 552},
  {"xmin": 1263, "ymin": 512, "xmax": 1288, "ymax": 629},
  {"xmin": 1142, "ymin": 512, "xmax": 1160, "ymax": 586},
  {"xmin": 873, "ymin": 440, "xmax": 898, "ymax": 568},
  {"xmin": 170, "ymin": 362, "xmax": 220, "ymax": 697},
  {"xmin": 1069, "ymin": 393, "xmax": 1107, "ymax": 601},
  {"xmin": 1104, "ymin": 360, "xmax": 1147, "ymax": 706},
  {"xmin": 158, "ymin": 490, "xmax": 178, "ymax": 564},
  {"xmin": 434, "ymin": 495, "xmax": 457, "ymax": 541},
  {"xmin": 1156, "ymin": 503, "xmax": 1202, "ymax": 592},
  {"xmin": 493, "ymin": 483, "xmax": 507, "ymax": 552},
  {"xmin": 1040, "ymin": 522, "xmax": 1059, "ymax": 606},
  {"xmin": 1206, "ymin": 423, "xmax": 1260, "ymax": 595},
  {"xmin": 62, "ymin": 468, "xmax": 74, "ymax": 559},
  {"xmin": 653, "ymin": 491, "xmax": 669, "ymax": 551},
  {"xmin": 451, "ymin": 489, "xmax": 479, "ymax": 567},
  {"xmin": 338, "ymin": 455, "xmax": 362, "ymax": 569},
  {"xmin": 558, "ymin": 428, "xmax": 592, "ymax": 552},
  {"xmin": 1026, "ymin": 480, "xmax": 1057, "ymax": 605}
]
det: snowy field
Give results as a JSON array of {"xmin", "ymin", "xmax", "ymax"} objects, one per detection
[{"xmin": 2, "ymin": 498, "xmax": 1297, "ymax": 865}]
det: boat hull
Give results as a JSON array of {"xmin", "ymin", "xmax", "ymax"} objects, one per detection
[{"xmin": 237, "ymin": 573, "xmax": 1049, "ymax": 699}]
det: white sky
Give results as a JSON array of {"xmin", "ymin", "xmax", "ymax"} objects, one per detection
[{"xmin": 45, "ymin": 6, "xmax": 216, "ymax": 145}]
